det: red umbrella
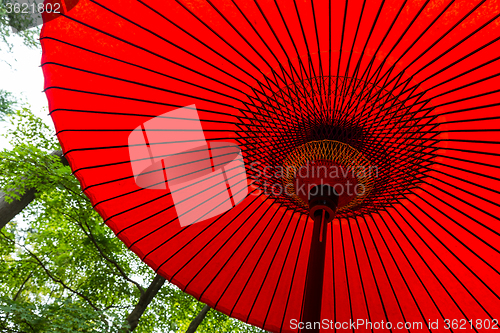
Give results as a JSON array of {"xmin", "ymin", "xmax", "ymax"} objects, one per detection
[{"xmin": 41, "ymin": 0, "xmax": 500, "ymax": 332}]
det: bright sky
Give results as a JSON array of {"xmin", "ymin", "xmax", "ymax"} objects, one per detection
[{"xmin": 0, "ymin": 32, "xmax": 52, "ymax": 150}]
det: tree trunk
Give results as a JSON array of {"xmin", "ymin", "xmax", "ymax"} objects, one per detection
[
  {"xmin": 0, "ymin": 148, "xmax": 167, "ymax": 332},
  {"xmin": 0, "ymin": 150, "xmax": 68, "ymax": 230},
  {"xmin": 0, "ymin": 188, "xmax": 36, "ymax": 230},
  {"xmin": 186, "ymin": 304, "xmax": 211, "ymax": 333},
  {"xmin": 124, "ymin": 274, "xmax": 166, "ymax": 332}
]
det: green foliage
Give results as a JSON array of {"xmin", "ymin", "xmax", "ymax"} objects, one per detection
[
  {"xmin": 144, "ymin": 288, "xmax": 265, "ymax": 333},
  {"xmin": 0, "ymin": 108, "xmax": 63, "ymax": 202},
  {"xmin": 0, "ymin": 109, "xmax": 266, "ymax": 332},
  {"xmin": 0, "ymin": 297, "xmax": 121, "ymax": 332},
  {"xmin": 0, "ymin": 89, "xmax": 17, "ymax": 120}
]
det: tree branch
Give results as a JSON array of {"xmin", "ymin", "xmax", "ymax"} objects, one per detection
[
  {"xmin": 0, "ymin": 231, "xmax": 101, "ymax": 312},
  {"xmin": 54, "ymin": 206, "xmax": 145, "ymax": 296},
  {"xmin": 185, "ymin": 304, "xmax": 211, "ymax": 333},
  {"xmin": 0, "ymin": 150, "xmax": 68, "ymax": 230},
  {"xmin": 123, "ymin": 274, "xmax": 166, "ymax": 332},
  {"xmin": 84, "ymin": 225, "xmax": 145, "ymax": 295},
  {"xmin": 12, "ymin": 272, "xmax": 33, "ymax": 301},
  {"xmin": 0, "ymin": 272, "xmax": 33, "ymax": 332},
  {"xmin": 0, "ymin": 188, "xmax": 36, "ymax": 230}
]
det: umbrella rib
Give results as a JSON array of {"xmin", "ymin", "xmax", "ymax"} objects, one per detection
[
  {"xmin": 227, "ymin": 0, "xmax": 308, "ymax": 93},
  {"xmin": 226, "ymin": 207, "xmax": 288, "ymax": 317},
  {"xmin": 359, "ymin": 0, "xmax": 490, "ymax": 104},
  {"xmin": 218, "ymin": 204, "xmax": 284, "ymax": 314},
  {"xmin": 261, "ymin": 211, "xmax": 306, "ymax": 329},
  {"xmin": 375, "ymin": 65, "xmax": 500, "ymax": 123},
  {"xmin": 380, "ymin": 168, "xmax": 500, "ymax": 308},
  {"xmin": 353, "ymin": 29, "xmax": 500, "ymax": 124},
  {"xmin": 90, "ymin": 0, "xmax": 279, "ymax": 96},
  {"xmin": 42, "ymin": 61, "xmax": 299, "ymax": 119},
  {"xmin": 245, "ymin": 209, "xmax": 297, "ymax": 322},
  {"xmin": 291, "ymin": 0, "xmax": 324, "ymax": 119},
  {"xmin": 278, "ymin": 212, "xmax": 309, "ymax": 332},
  {"xmin": 39, "ymin": 37, "xmax": 259, "ymax": 103},
  {"xmin": 380, "ymin": 207, "xmax": 455, "ymax": 326},
  {"xmin": 347, "ymin": 216, "xmax": 376, "ymax": 326},
  {"xmin": 105, "ymin": 162, "xmax": 247, "ymax": 225},
  {"xmin": 333, "ymin": 218, "xmax": 356, "ymax": 330},
  {"xmin": 309, "ymin": 0, "xmax": 327, "ymax": 117},
  {"xmin": 147, "ymin": 188, "xmax": 265, "ymax": 276},
  {"xmin": 392, "ymin": 200, "xmax": 496, "ymax": 322},
  {"xmin": 175, "ymin": 195, "xmax": 273, "ymax": 293},
  {"xmin": 121, "ymin": 171, "xmax": 251, "ymax": 247},
  {"xmin": 170, "ymin": 0, "xmax": 287, "ymax": 95},
  {"xmin": 382, "ymin": 37, "xmax": 500, "ymax": 109},
  {"xmin": 354, "ymin": 0, "xmax": 455, "ymax": 101},
  {"xmin": 338, "ymin": 0, "xmax": 391, "ymax": 115},
  {"xmin": 417, "ymin": 184, "xmax": 500, "ymax": 252},
  {"xmin": 373, "ymin": 210, "xmax": 450, "ymax": 326},
  {"xmin": 49, "ymin": 108, "xmax": 240, "ymax": 124},
  {"xmin": 346, "ymin": 0, "xmax": 431, "ymax": 108},
  {"xmin": 269, "ymin": 0, "xmax": 323, "ymax": 118},
  {"xmin": 362, "ymin": 213, "xmax": 418, "ymax": 331},
  {"xmin": 248, "ymin": 0, "xmax": 320, "ymax": 114},
  {"xmin": 56, "ymin": 11, "xmax": 265, "ymax": 96},
  {"xmin": 332, "ymin": 0, "xmax": 349, "ymax": 116}
]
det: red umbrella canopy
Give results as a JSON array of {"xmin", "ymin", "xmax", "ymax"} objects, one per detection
[{"xmin": 42, "ymin": 0, "xmax": 500, "ymax": 332}]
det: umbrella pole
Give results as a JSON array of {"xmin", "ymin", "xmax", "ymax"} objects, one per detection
[{"xmin": 301, "ymin": 185, "xmax": 338, "ymax": 333}]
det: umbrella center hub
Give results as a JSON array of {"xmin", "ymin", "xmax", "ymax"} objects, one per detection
[{"xmin": 282, "ymin": 140, "xmax": 375, "ymax": 212}]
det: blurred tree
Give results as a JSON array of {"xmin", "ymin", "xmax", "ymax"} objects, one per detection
[
  {"xmin": 0, "ymin": 0, "xmax": 39, "ymax": 52},
  {"xmin": 0, "ymin": 89, "xmax": 16, "ymax": 120},
  {"xmin": 0, "ymin": 109, "xmax": 265, "ymax": 332}
]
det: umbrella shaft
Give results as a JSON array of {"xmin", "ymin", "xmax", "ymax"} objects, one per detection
[{"xmin": 301, "ymin": 210, "xmax": 327, "ymax": 333}]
